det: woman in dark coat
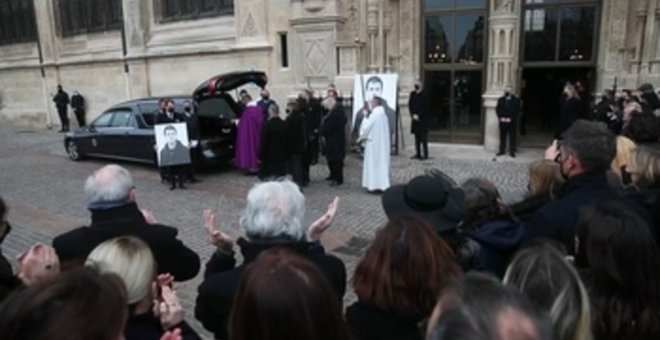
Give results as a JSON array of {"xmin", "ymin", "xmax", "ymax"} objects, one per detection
[
  {"xmin": 560, "ymin": 84, "xmax": 582, "ymax": 134},
  {"xmin": 510, "ymin": 160, "xmax": 566, "ymax": 221},
  {"xmin": 320, "ymin": 96, "xmax": 347, "ymax": 186},
  {"xmin": 286, "ymin": 100, "xmax": 309, "ymax": 188}
]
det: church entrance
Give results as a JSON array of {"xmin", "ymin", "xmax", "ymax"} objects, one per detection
[
  {"xmin": 518, "ymin": 0, "xmax": 601, "ymax": 146},
  {"xmin": 422, "ymin": 0, "xmax": 487, "ymax": 144},
  {"xmin": 520, "ymin": 67, "xmax": 595, "ymax": 145}
]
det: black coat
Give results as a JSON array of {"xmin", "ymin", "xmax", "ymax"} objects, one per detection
[
  {"xmin": 320, "ymin": 105, "xmax": 347, "ymax": 161},
  {"xmin": 195, "ymin": 237, "xmax": 346, "ymax": 340},
  {"xmin": 560, "ymin": 97, "xmax": 582, "ymax": 133},
  {"xmin": 286, "ymin": 109, "xmax": 307, "ymax": 155},
  {"xmin": 496, "ymin": 95, "xmax": 521, "ymax": 120},
  {"xmin": 346, "ymin": 302, "xmax": 424, "ymax": 340},
  {"xmin": 183, "ymin": 112, "xmax": 200, "ymax": 141},
  {"xmin": 71, "ymin": 94, "xmax": 85, "ymax": 110},
  {"xmin": 0, "ymin": 223, "xmax": 20, "ymax": 302},
  {"xmin": 623, "ymin": 187, "xmax": 660, "ymax": 244},
  {"xmin": 155, "ymin": 111, "xmax": 185, "ymax": 124},
  {"xmin": 259, "ymin": 117, "xmax": 289, "ymax": 177},
  {"xmin": 523, "ymin": 172, "xmax": 644, "ymax": 253},
  {"xmin": 408, "ymin": 90, "xmax": 430, "ymax": 134},
  {"xmin": 53, "ymin": 90, "xmax": 69, "ymax": 108},
  {"xmin": 125, "ymin": 311, "xmax": 201, "ymax": 340},
  {"xmin": 52, "ymin": 203, "xmax": 200, "ymax": 281}
]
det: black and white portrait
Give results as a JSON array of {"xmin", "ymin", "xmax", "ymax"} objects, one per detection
[
  {"xmin": 351, "ymin": 74, "xmax": 399, "ymax": 144},
  {"xmin": 155, "ymin": 123, "xmax": 191, "ymax": 167}
]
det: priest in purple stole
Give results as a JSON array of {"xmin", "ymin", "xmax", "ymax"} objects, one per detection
[{"xmin": 235, "ymin": 101, "xmax": 264, "ymax": 174}]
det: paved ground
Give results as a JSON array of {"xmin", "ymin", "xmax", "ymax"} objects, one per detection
[{"xmin": 0, "ymin": 123, "xmax": 543, "ymax": 338}]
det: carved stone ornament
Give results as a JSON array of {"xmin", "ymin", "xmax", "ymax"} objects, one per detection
[
  {"xmin": 303, "ymin": 0, "xmax": 327, "ymax": 13},
  {"xmin": 241, "ymin": 12, "xmax": 258, "ymax": 37}
]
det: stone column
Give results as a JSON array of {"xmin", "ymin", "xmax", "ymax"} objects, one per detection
[
  {"xmin": 122, "ymin": 0, "xmax": 149, "ymax": 98},
  {"xmin": 366, "ymin": 0, "xmax": 379, "ymax": 72},
  {"xmin": 483, "ymin": 0, "xmax": 521, "ymax": 152},
  {"xmin": 33, "ymin": 0, "xmax": 60, "ymax": 128}
]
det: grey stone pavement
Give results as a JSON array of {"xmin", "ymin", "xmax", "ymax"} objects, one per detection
[{"xmin": 0, "ymin": 123, "xmax": 543, "ymax": 338}]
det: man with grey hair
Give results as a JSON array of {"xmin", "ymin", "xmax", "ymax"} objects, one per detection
[
  {"xmin": 258, "ymin": 103, "xmax": 288, "ymax": 180},
  {"xmin": 196, "ymin": 180, "xmax": 345, "ymax": 339},
  {"xmin": 52, "ymin": 164, "xmax": 200, "ymax": 281}
]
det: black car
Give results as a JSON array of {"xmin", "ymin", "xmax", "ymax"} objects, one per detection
[{"xmin": 64, "ymin": 71, "xmax": 268, "ymax": 166}]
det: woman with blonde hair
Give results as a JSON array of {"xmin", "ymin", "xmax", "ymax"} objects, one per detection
[
  {"xmin": 561, "ymin": 84, "xmax": 582, "ymax": 133},
  {"xmin": 87, "ymin": 236, "xmax": 200, "ymax": 340},
  {"xmin": 609, "ymin": 136, "xmax": 636, "ymax": 187},
  {"xmin": 504, "ymin": 241, "xmax": 593, "ymax": 340},
  {"xmin": 623, "ymin": 144, "xmax": 660, "ymax": 241},
  {"xmin": 511, "ymin": 160, "xmax": 566, "ymax": 220}
]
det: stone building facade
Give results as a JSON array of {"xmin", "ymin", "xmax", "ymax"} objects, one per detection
[{"xmin": 0, "ymin": 0, "xmax": 659, "ymax": 150}]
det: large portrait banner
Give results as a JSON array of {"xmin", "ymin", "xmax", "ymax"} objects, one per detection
[
  {"xmin": 351, "ymin": 74, "xmax": 399, "ymax": 153},
  {"xmin": 155, "ymin": 122, "xmax": 191, "ymax": 167}
]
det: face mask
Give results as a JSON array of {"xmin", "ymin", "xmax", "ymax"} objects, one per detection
[
  {"xmin": 414, "ymin": 85, "xmax": 420, "ymax": 91},
  {"xmin": 167, "ymin": 107, "xmax": 174, "ymax": 113}
]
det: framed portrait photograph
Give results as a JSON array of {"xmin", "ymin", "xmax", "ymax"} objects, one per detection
[{"xmin": 154, "ymin": 122, "xmax": 191, "ymax": 167}]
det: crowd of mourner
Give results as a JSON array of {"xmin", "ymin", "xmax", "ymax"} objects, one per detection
[{"xmin": 0, "ymin": 83, "xmax": 660, "ymax": 340}]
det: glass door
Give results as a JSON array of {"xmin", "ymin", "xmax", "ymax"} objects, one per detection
[{"xmin": 423, "ymin": 0, "xmax": 486, "ymax": 143}]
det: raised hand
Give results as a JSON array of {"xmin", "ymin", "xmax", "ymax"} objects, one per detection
[
  {"xmin": 158, "ymin": 285, "xmax": 184, "ymax": 330},
  {"xmin": 545, "ymin": 139, "xmax": 560, "ymax": 161},
  {"xmin": 17, "ymin": 243, "xmax": 60, "ymax": 285},
  {"xmin": 141, "ymin": 209, "xmax": 158, "ymax": 224},
  {"xmin": 308, "ymin": 197, "xmax": 340, "ymax": 241},
  {"xmin": 203, "ymin": 209, "xmax": 234, "ymax": 254}
]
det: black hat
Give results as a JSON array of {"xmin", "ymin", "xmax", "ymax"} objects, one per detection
[{"xmin": 382, "ymin": 173, "xmax": 465, "ymax": 233}]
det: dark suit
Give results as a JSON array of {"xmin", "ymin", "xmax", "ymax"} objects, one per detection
[
  {"xmin": 321, "ymin": 104, "xmax": 347, "ymax": 183},
  {"xmin": 560, "ymin": 97, "xmax": 582, "ymax": 134},
  {"xmin": 286, "ymin": 108, "xmax": 308, "ymax": 187},
  {"xmin": 305, "ymin": 97, "xmax": 323, "ymax": 164},
  {"xmin": 496, "ymin": 94, "xmax": 521, "ymax": 155},
  {"xmin": 71, "ymin": 93, "xmax": 86, "ymax": 127},
  {"xmin": 183, "ymin": 111, "xmax": 201, "ymax": 181},
  {"xmin": 408, "ymin": 89, "xmax": 430, "ymax": 158},
  {"xmin": 52, "ymin": 202, "xmax": 200, "ymax": 281},
  {"xmin": 53, "ymin": 90, "xmax": 70, "ymax": 131},
  {"xmin": 259, "ymin": 117, "xmax": 289, "ymax": 180}
]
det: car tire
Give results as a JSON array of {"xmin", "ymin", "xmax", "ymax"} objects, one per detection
[{"xmin": 66, "ymin": 139, "xmax": 83, "ymax": 161}]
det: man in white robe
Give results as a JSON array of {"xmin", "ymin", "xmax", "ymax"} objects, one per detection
[{"xmin": 359, "ymin": 97, "xmax": 391, "ymax": 192}]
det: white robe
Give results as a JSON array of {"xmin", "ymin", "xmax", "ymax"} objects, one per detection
[{"xmin": 359, "ymin": 106, "xmax": 391, "ymax": 191}]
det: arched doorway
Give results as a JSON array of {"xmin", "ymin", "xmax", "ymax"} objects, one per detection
[{"xmin": 519, "ymin": 0, "xmax": 601, "ymax": 144}]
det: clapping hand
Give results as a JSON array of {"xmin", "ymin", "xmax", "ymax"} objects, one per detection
[
  {"xmin": 308, "ymin": 197, "xmax": 340, "ymax": 241},
  {"xmin": 154, "ymin": 284, "xmax": 183, "ymax": 330},
  {"xmin": 545, "ymin": 140, "xmax": 560, "ymax": 161},
  {"xmin": 141, "ymin": 209, "xmax": 158, "ymax": 224},
  {"xmin": 203, "ymin": 209, "xmax": 234, "ymax": 254},
  {"xmin": 17, "ymin": 243, "xmax": 60, "ymax": 285}
]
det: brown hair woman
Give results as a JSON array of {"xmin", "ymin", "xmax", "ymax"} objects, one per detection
[{"xmin": 346, "ymin": 215, "xmax": 462, "ymax": 340}]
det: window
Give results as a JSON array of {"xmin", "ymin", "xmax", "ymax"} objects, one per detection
[
  {"xmin": 160, "ymin": 0, "xmax": 234, "ymax": 23},
  {"xmin": 110, "ymin": 111, "xmax": 134, "ymax": 127},
  {"xmin": 279, "ymin": 33, "xmax": 289, "ymax": 68},
  {"xmin": 0, "ymin": 0, "xmax": 37, "ymax": 45},
  {"xmin": 58, "ymin": 0, "xmax": 123, "ymax": 36},
  {"xmin": 92, "ymin": 112, "xmax": 114, "ymax": 128},
  {"xmin": 523, "ymin": 0, "xmax": 599, "ymax": 63}
]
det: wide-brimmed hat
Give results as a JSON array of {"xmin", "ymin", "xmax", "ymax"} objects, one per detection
[{"xmin": 382, "ymin": 173, "xmax": 466, "ymax": 233}]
